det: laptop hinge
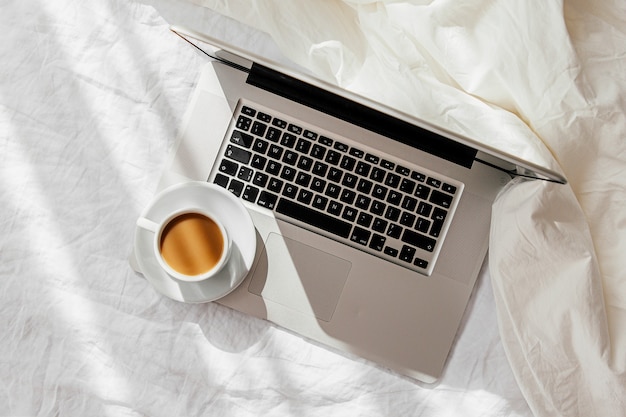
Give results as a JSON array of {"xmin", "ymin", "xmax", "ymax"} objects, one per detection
[{"xmin": 246, "ymin": 63, "xmax": 477, "ymax": 169}]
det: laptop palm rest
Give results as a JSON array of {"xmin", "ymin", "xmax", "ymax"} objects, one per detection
[{"xmin": 248, "ymin": 233, "xmax": 352, "ymax": 322}]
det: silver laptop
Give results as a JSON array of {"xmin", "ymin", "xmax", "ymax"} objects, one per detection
[{"xmin": 145, "ymin": 26, "xmax": 565, "ymax": 383}]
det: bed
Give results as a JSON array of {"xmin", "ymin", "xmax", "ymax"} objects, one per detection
[{"xmin": 1, "ymin": 0, "xmax": 624, "ymax": 415}]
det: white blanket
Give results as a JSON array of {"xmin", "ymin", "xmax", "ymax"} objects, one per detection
[
  {"xmin": 1, "ymin": 0, "xmax": 623, "ymax": 415},
  {"xmin": 191, "ymin": 0, "xmax": 626, "ymax": 415}
]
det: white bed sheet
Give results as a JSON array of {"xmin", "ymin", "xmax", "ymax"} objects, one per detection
[{"xmin": 1, "ymin": 0, "xmax": 623, "ymax": 416}]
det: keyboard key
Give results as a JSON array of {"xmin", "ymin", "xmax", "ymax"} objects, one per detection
[
  {"xmin": 253, "ymin": 172, "xmax": 269, "ymax": 188},
  {"xmin": 325, "ymin": 150, "xmax": 341, "ymax": 165},
  {"xmin": 328, "ymin": 167, "xmax": 343, "ymax": 183},
  {"xmin": 237, "ymin": 166, "xmax": 253, "ymax": 182},
  {"xmin": 357, "ymin": 178, "xmax": 373, "ymax": 194},
  {"xmin": 427, "ymin": 177, "xmax": 442, "ymax": 188},
  {"xmin": 432, "ymin": 207, "xmax": 447, "ymax": 222},
  {"xmin": 340, "ymin": 155, "xmax": 356, "ymax": 171},
  {"xmin": 311, "ymin": 177, "xmax": 326, "ymax": 192},
  {"xmin": 296, "ymin": 138, "xmax": 312, "ymax": 153},
  {"xmin": 342, "ymin": 173, "xmax": 358, "ymax": 188},
  {"xmin": 430, "ymin": 189, "xmax": 453, "ymax": 208},
  {"xmin": 385, "ymin": 172, "xmax": 401, "ymax": 188},
  {"xmin": 327, "ymin": 200, "xmax": 343, "ymax": 216},
  {"xmin": 430, "ymin": 217, "xmax": 445, "ymax": 238},
  {"xmin": 340, "ymin": 189, "xmax": 356, "ymax": 205},
  {"xmin": 415, "ymin": 217, "xmax": 431, "ymax": 233},
  {"xmin": 381, "ymin": 159, "xmax": 395, "ymax": 170},
  {"xmin": 334, "ymin": 141, "xmax": 349, "ymax": 152},
  {"xmin": 228, "ymin": 179, "xmax": 244, "ymax": 197},
  {"xmin": 401, "ymin": 229, "xmax": 436, "ymax": 252},
  {"xmin": 312, "ymin": 161, "xmax": 328, "ymax": 177},
  {"xmin": 355, "ymin": 194, "xmax": 371, "ymax": 210},
  {"xmin": 369, "ymin": 234, "xmax": 386, "ymax": 251},
  {"xmin": 303, "ymin": 130, "xmax": 318, "ymax": 140},
  {"xmin": 357, "ymin": 212, "xmax": 373, "ymax": 228},
  {"xmin": 252, "ymin": 138, "xmax": 269, "ymax": 154},
  {"xmin": 219, "ymin": 159, "xmax": 238, "ymax": 176},
  {"xmin": 311, "ymin": 144, "xmax": 326, "ymax": 160},
  {"xmin": 415, "ymin": 184, "xmax": 431, "ymax": 199},
  {"xmin": 319, "ymin": 136, "xmax": 333, "ymax": 146},
  {"xmin": 400, "ymin": 212, "xmax": 416, "ymax": 227},
  {"xmin": 251, "ymin": 154, "xmax": 267, "ymax": 170},
  {"xmin": 371, "ymin": 200, "xmax": 386, "ymax": 216},
  {"xmin": 350, "ymin": 226, "xmax": 371, "ymax": 246},
  {"xmin": 355, "ymin": 161, "xmax": 371, "ymax": 177},
  {"xmin": 365, "ymin": 153, "xmax": 379, "ymax": 164},
  {"xmin": 400, "ymin": 245, "xmax": 416, "ymax": 263},
  {"xmin": 280, "ymin": 166, "xmax": 296, "ymax": 182},
  {"xmin": 297, "ymin": 189, "xmax": 313, "ymax": 205},
  {"xmin": 266, "ymin": 160, "xmax": 282, "ymax": 175},
  {"xmin": 231, "ymin": 130, "xmax": 253, "ymax": 148},
  {"xmin": 266, "ymin": 127, "xmax": 281, "ymax": 142},
  {"xmin": 282, "ymin": 150, "xmax": 298, "ymax": 165},
  {"xmin": 241, "ymin": 106, "xmax": 256, "ymax": 117},
  {"xmin": 411, "ymin": 171, "xmax": 426, "ymax": 182},
  {"xmin": 281, "ymin": 132, "xmax": 297, "ymax": 148},
  {"xmin": 268, "ymin": 144, "xmax": 283, "ymax": 160},
  {"xmin": 251, "ymin": 121, "xmax": 267, "ymax": 137},
  {"xmin": 384, "ymin": 246, "xmax": 398, "ymax": 257},
  {"xmin": 225, "ymin": 145, "xmax": 251, "ymax": 164},
  {"xmin": 417, "ymin": 201, "xmax": 433, "ymax": 217},
  {"xmin": 272, "ymin": 118, "xmax": 287, "ymax": 128},
  {"xmin": 442, "ymin": 183, "xmax": 457, "ymax": 194},
  {"xmin": 325, "ymin": 183, "xmax": 341, "ymax": 199},
  {"xmin": 242, "ymin": 185, "xmax": 259, "ymax": 202},
  {"xmin": 342, "ymin": 206, "xmax": 357, "ymax": 222},
  {"xmin": 386, "ymin": 190, "xmax": 402, "ymax": 206},
  {"xmin": 297, "ymin": 155, "xmax": 313, "ymax": 171},
  {"xmin": 395, "ymin": 165, "xmax": 411, "ymax": 176},
  {"xmin": 372, "ymin": 217, "xmax": 388, "ymax": 233},
  {"xmin": 276, "ymin": 199, "xmax": 352, "ymax": 239},
  {"xmin": 258, "ymin": 191, "xmax": 278, "ymax": 209},
  {"xmin": 282, "ymin": 183, "xmax": 298, "ymax": 198},
  {"xmin": 372, "ymin": 184, "xmax": 388, "ymax": 200},
  {"xmin": 414, "ymin": 258, "xmax": 429, "ymax": 269},
  {"xmin": 370, "ymin": 167, "xmax": 385, "ymax": 183},
  {"xmin": 214, "ymin": 173, "xmax": 229, "ymax": 188},
  {"xmin": 386, "ymin": 223, "xmax": 402, "ymax": 239},
  {"xmin": 236, "ymin": 115, "xmax": 252, "ymax": 131},
  {"xmin": 401, "ymin": 195, "xmax": 417, "ymax": 211},
  {"xmin": 257, "ymin": 112, "xmax": 271, "ymax": 122},
  {"xmin": 399, "ymin": 178, "xmax": 416, "ymax": 194},
  {"xmin": 288, "ymin": 123, "xmax": 303, "ymax": 135},
  {"xmin": 384, "ymin": 206, "xmax": 401, "ymax": 222},
  {"xmin": 295, "ymin": 172, "xmax": 312, "ymax": 187},
  {"xmin": 349, "ymin": 148, "xmax": 365, "ymax": 158},
  {"xmin": 312, "ymin": 195, "xmax": 328, "ymax": 210},
  {"xmin": 267, "ymin": 178, "xmax": 283, "ymax": 193}
]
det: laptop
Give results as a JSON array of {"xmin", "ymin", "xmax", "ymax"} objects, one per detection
[{"xmin": 138, "ymin": 25, "xmax": 565, "ymax": 383}]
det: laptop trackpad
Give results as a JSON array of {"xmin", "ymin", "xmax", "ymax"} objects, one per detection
[{"xmin": 248, "ymin": 233, "xmax": 352, "ymax": 322}]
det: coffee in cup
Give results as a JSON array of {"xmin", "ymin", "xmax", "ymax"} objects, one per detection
[{"xmin": 136, "ymin": 208, "xmax": 231, "ymax": 282}]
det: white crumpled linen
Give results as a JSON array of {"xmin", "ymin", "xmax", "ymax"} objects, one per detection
[{"xmin": 190, "ymin": 1, "xmax": 626, "ymax": 416}]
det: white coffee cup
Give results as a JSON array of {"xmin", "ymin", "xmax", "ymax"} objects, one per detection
[{"xmin": 136, "ymin": 208, "xmax": 231, "ymax": 283}]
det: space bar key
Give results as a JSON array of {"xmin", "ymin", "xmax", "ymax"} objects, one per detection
[{"xmin": 275, "ymin": 199, "xmax": 352, "ymax": 239}]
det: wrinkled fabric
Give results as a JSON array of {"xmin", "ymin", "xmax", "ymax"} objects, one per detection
[
  {"xmin": 188, "ymin": 0, "xmax": 626, "ymax": 416},
  {"xmin": 1, "ymin": 0, "xmax": 532, "ymax": 416}
]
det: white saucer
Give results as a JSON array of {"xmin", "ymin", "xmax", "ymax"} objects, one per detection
[{"xmin": 133, "ymin": 181, "xmax": 256, "ymax": 303}]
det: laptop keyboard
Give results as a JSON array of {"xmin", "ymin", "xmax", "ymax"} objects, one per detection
[{"xmin": 212, "ymin": 101, "xmax": 463, "ymax": 275}]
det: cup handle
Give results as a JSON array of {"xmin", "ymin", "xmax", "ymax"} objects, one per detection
[{"xmin": 136, "ymin": 217, "xmax": 159, "ymax": 233}]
